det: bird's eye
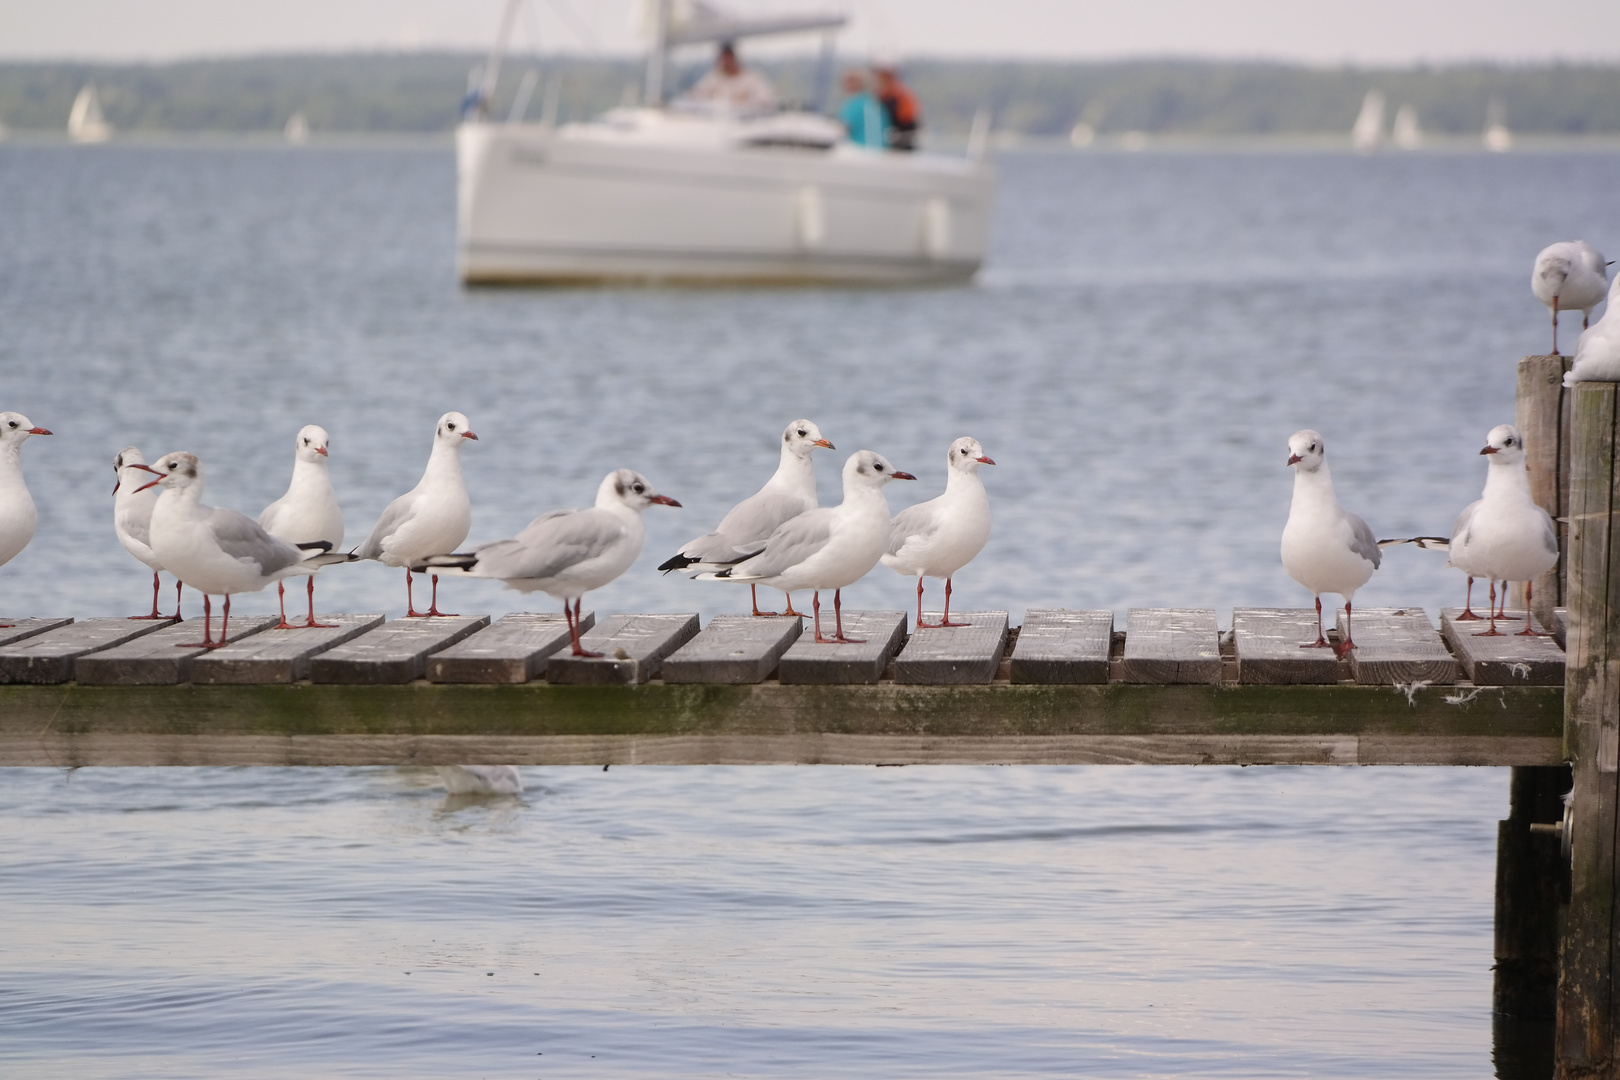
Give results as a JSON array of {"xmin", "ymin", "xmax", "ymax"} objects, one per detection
[
  {"xmin": 874, "ymin": 463, "xmax": 884, "ymax": 471},
  {"xmin": 447, "ymin": 423, "xmax": 455, "ymax": 431},
  {"xmin": 797, "ymin": 429, "xmax": 806, "ymax": 436},
  {"xmin": 6, "ymin": 421, "xmax": 14, "ymax": 428},
  {"xmin": 633, "ymin": 483, "xmax": 645, "ymax": 494}
]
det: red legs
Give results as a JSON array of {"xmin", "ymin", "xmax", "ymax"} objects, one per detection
[
  {"xmin": 915, "ymin": 577, "xmax": 973, "ymax": 629},
  {"xmin": 831, "ymin": 589, "xmax": 863, "ymax": 644},
  {"xmin": 1492, "ymin": 584, "xmax": 1519, "ymax": 620},
  {"xmin": 1454, "ymin": 576, "xmax": 1482, "ymax": 620},
  {"xmin": 1517, "ymin": 580, "xmax": 1550, "ymax": 637},
  {"xmin": 174, "ymin": 579, "xmax": 184, "ymax": 621},
  {"xmin": 1334, "ymin": 600, "xmax": 1357, "ymax": 659},
  {"xmin": 302, "ymin": 576, "xmax": 336, "ymax": 629},
  {"xmin": 273, "ymin": 581, "xmax": 298, "ymax": 630},
  {"xmin": 782, "ymin": 591, "xmax": 807, "ymax": 618},
  {"xmin": 565, "ymin": 596, "xmax": 601, "ymax": 657},
  {"xmin": 180, "ymin": 593, "xmax": 231, "ymax": 649},
  {"xmin": 1476, "ymin": 581, "xmax": 1506, "ymax": 637},
  {"xmin": 915, "ymin": 577, "xmax": 926, "ymax": 629},
  {"xmin": 404, "ymin": 568, "xmax": 427, "ymax": 618},
  {"xmin": 812, "ymin": 590, "xmax": 829, "ymax": 643},
  {"xmin": 425, "ymin": 573, "xmax": 457, "ymax": 618},
  {"xmin": 1300, "ymin": 595, "xmax": 1332, "ymax": 649},
  {"xmin": 749, "ymin": 584, "xmax": 781, "ymax": 618},
  {"xmin": 130, "ymin": 571, "xmax": 172, "ymax": 620}
]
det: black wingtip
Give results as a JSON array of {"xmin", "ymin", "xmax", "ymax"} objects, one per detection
[
  {"xmin": 715, "ymin": 568, "xmax": 733, "ymax": 579},
  {"xmin": 657, "ymin": 552, "xmax": 698, "ymax": 573},
  {"xmin": 296, "ymin": 540, "xmax": 334, "ymax": 553}
]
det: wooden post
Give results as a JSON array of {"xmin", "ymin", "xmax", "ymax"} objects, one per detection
[
  {"xmin": 1517, "ymin": 354, "xmax": 1574, "ymax": 626},
  {"xmin": 1496, "ymin": 764, "xmax": 1570, "ymax": 1020},
  {"xmin": 1556, "ymin": 382, "xmax": 1620, "ymax": 1078}
]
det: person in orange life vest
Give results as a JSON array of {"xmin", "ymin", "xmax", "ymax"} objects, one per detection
[{"xmin": 875, "ymin": 65, "xmax": 920, "ymax": 151}]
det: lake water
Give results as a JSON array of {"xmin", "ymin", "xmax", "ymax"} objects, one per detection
[{"xmin": 2, "ymin": 140, "xmax": 1618, "ymax": 1077}]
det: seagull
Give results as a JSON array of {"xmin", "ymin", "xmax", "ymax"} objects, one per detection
[
  {"xmin": 437, "ymin": 765, "xmax": 523, "ymax": 796},
  {"xmin": 259, "ymin": 424, "xmax": 344, "ymax": 629},
  {"xmin": 1565, "ymin": 275, "xmax": 1620, "ymax": 386},
  {"xmin": 113, "ymin": 446, "xmax": 182, "ymax": 620},
  {"xmin": 353, "ymin": 412, "xmax": 478, "ymax": 618},
  {"xmin": 0, "ymin": 413, "xmax": 51, "ymax": 629},
  {"xmin": 1445, "ymin": 424, "xmax": 1559, "ymax": 637},
  {"xmin": 1280, "ymin": 430, "xmax": 1381, "ymax": 658},
  {"xmin": 1532, "ymin": 241, "xmax": 1610, "ymax": 355},
  {"xmin": 881, "ymin": 436, "xmax": 994, "ymax": 628},
  {"xmin": 138, "ymin": 452, "xmax": 353, "ymax": 648},
  {"xmin": 419, "ymin": 469, "xmax": 680, "ymax": 657},
  {"xmin": 700, "ymin": 450, "xmax": 915, "ymax": 644},
  {"xmin": 659, "ymin": 419, "xmax": 833, "ymax": 617}
]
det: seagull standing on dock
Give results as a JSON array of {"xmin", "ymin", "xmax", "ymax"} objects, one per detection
[
  {"xmin": 881, "ymin": 436, "xmax": 994, "ymax": 628},
  {"xmin": 1444, "ymin": 425, "xmax": 1558, "ymax": 637},
  {"xmin": 1280, "ymin": 430, "xmax": 1381, "ymax": 658},
  {"xmin": 0, "ymin": 413, "xmax": 51, "ymax": 628},
  {"xmin": 419, "ymin": 469, "xmax": 680, "ymax": 657},
  {"xmin": 260, "ymin": 425, "xmax": 344, "ymax": 629},
  {"xmin": 1565, "ymin": 276, "xmax": 1620, "ymax": 385},
  {"xmin": 659, "ymin": 419, "xmax": 833, "ymax": 617},
  {"xmin": 113, "ymin": 446, "xmax": 181, "ymax": 620},
  {"xmin": 701, "ymin": 450, "xmax": 914, "ymax": 644},
  {"xmin": 1532, "ymin": 241, "xmax": 1610, "ymax": 355},
  {"xmin": 353, "ymin": 412, "xmax": 477, "ymax": 618},
  {"xmin": 140, "ymin": 452, "xmax": 352, "ymax": 647}
]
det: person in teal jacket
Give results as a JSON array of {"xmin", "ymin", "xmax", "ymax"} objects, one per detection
[{"xmin": 837, "ymin": 70, "xmax": 885, "ymax": 149}]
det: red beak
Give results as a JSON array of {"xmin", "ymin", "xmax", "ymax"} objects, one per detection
[
  {"xmin": 1479, "ymin": 446, "xmax": 1497, "ymax": 455},
  {"xmin": 27, "ymin": 427, "xmax": 51, "ymax": 436},
  {"xmin": 891, "ymin": 471, "xmax": 917, "ymax": 480},
  {"xmin": 813, "ymin": 439, "xmax": 834, "ymax": 449},
  {"xmin": 461, "ymin": 431, "xmax": 479, "ymax": 440},
  {"xmin": 649, "ymin": 494, "xmax": 681, "ymax": 507},
  {"xmin": 976, "ymin": 455, "xmax": 995, "ymax": 465},
  {"xmin": 316, "ymin": 446, "xmax": 329, "ymax": 456},
  {"xmin": 1287, "ymin": 454, "xmax": 1302, "ymax": 466},
  {"xmin": 135, "ymin": 477, "xmax": 163, "ymax": 492},
  {"xmin": 112, "ymin": 479, "xmax": 120, "ymax": 495}
]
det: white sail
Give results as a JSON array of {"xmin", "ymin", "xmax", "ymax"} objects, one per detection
[
  {"xmin": 1484, "ymin": 98, "xmax": 1512, "ymax": 153},
  {"xmin": 1392, "ymin": 105, "xmax": 1421, "ymax": 149},
  {"xmin": 68, "ymin": 83, "xmax": 113, "ymax": 144},
  {"xmin": 1351, "ymin": 90, "xmax": 1384, "ymax": 152},
  {"xmin": 284, "ymin": 112, "xmax": 310, "ymax": 144}
]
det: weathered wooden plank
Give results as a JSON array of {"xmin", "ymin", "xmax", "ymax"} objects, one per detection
[
  {"xmin": 0, "ymin": 618, "xmax": 74, "ymax": 649},
  {"xmin": 1439, "ymin": 608, "xmax": 1565, "ymax": 686},
  {"xmin": 426, "ymin": 612, "xmax": 595, "ymax": 684},
  {"xmin": 310, "ymin": 616, "xmax": 490, "ymax": 685},
  {"xmin": 0, "ymin": 618, "xmax": 174, "ymax": 685},
  {"xmin": 1557, "ymin": 381, "xmax": 1620, "ymax": 1071},
  {"xmin": 1335, "ymin": 606, "xmax": 1458, "ymax": 686},
  {"xmin": 775, "ymin": 610, "xmax": 907, "ymax": 685},
  {"xmin": 1120, "ymin": 608, "xmax": 1221, "ymax": 685},
  {"xmin": 1008, "ymin": 609, "xmax": 1112, "ymax": 685},
  {"xmin": 892, "ymin": 611, "xmax": 1009, "ymax": 685},
  {"xmin": 546, "ymin": 613, "xmax": 699, "ymax": 686},
  {"xmin": 1554, "ymin": 608, "xmax": 1569, "ymax": 650},
  {"xmin": 75, "ymin": 617, "xmax": 281, "ymax": 686},
  {"xmin": 1516, "ymin": 354, "xmax": 1572, "ymax": 627},
  {"xmin": 661, "ymin": 614, "xmax": 802, "ymax": 685},
  {"xmin": 1233, "ymin": 608, "xmax": 1341, "ymax": 685},
  {"xmin": 190, "ymin": 615, "xmax": 387, "ymax": 685},
  {"xmin": 0, "ymin": 731, "xmax": 1562, "ymax": 769}
]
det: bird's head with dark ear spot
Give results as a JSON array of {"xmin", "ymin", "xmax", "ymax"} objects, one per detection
[{"xmin": 1286, "ymin": 429, "xmax": 1326, "ymax": 471}]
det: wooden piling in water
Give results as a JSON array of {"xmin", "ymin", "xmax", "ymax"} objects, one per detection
[
  {"xmin": 1517, "ymin": 354, "xmax": 1574, "ymax": 627},
  {"xmin": 1556, "ymin": 382, "xmax": 1620, "ymax": 1078},
  {"xmin": 1496, "ymin": 763, "xmax": 1570, "ymax": 1021}
]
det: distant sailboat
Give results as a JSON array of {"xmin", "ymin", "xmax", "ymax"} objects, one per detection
[
  {"xmin": 67, "ymin": 83, "xmax": 113, "ymax": 144},
  {"xmin": 1351, "ymin": 90, "xmax": 1384, "ymax": 152},
  {"xmin": 1392, "ymin": 105, "xmax": 1421, "ymax": 150},
  {"xmin": 1484, "ymin": 98, "xmax": 1513, "ymax": 153},
  {"xmin": 284, "ymin": 112, "xmax": 310, "ymax": 145}
]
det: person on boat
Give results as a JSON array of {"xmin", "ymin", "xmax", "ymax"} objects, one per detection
[
  {"xmin": 683, "ymin": 42, "xmax": 778, "ymax": 114},
  {"xmin": 875, "ymin": 64, "xmax": 920, "ymax": 151},
  {"xmin": 837, "ymin": 71, "xmax": 885, "ymax": 148}
]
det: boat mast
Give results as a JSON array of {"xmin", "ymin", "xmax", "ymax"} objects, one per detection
[
  {"xmin": 478, "ymin": 0, "xmax": 525, "ymax": 119},
  {"xmin": 643, "ymin": 0, "xmax": 670, "ymax": 106}
]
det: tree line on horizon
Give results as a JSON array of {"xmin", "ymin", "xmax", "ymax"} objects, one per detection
[{"xmin": 2, "ymin": 53, "xmax": 1619, "ymax": 139}]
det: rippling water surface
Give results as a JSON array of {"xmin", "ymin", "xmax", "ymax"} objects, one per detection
[{"xmin": 2, "ymin": 141, "xmax": 1618, "ymax": 1077}]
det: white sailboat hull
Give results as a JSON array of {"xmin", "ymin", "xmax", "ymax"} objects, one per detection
[{"xmin": 455, "ymin": 114, "xmax": 996, "ymax": 285}]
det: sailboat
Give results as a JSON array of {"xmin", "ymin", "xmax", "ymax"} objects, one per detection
[
  {"xmin": 1484, "ymin": 98, "xmax": 1513, "ymax": 153},
  {"xmin": 67, "ymin": 83, "xmax": 113, "ymax": 144},
  {"xmin": 284, "ymin": 112, "xmax": 310, "ymax": 145},
  {"xmin": 1351, "ymin": 90, "xmax": 1383, "ymax": 152},
  {"xmin": 455, "ymin": 0, "xmax": 996, "ymax": 285},
  {"xmin": 1392, "ymin": 105, "xmax": 1421, "ymax": 150}
]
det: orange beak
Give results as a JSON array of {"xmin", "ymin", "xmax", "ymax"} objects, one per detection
[
  {"xmin": 316, "ymin": 446, "xmax": 329, "ymax": 456},
  {"xmin": 28, "ymin": 427, "xmax": 51, "ymax": 436},
  {"xmin": 813, "ymin": 438, "xmax": 834, "ymax": 449},
  {"xmin": 976, "ymin": 455, "xmax": 995, "ymax": 465}
]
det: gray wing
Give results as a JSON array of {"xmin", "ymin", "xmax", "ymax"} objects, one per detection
[
  {"xmin": 207, "ymin": 507, "xmax": 306, "ymax": 576},
  {"xmin": 1345, "ymin": 511, "xmax": 1382, "ymax": 569},
  {"xmin": 730, "ymin": 509, "xmax": 834, "ymax": 580},
  {"xmin": 116, "ymin": 505, "xmax": 152, "ymax": 550},
  {"xmin": 471, "ymin": 508, "xmax": 626, "ymax": 581},
  {"xmin": 353, "ymin": 491, "xmax": 415, "ymax": 559},
  {"xmin": 1449, "ymin": 499, "xmax": 1480, "ymax": 547},
  {"xmin": 714, "ymin": 490, "xmax": 815, "ymax": 549},
  {"xmin": 888, "ymin": 500, "xmax": 942, "ymax": 554},
  {"xmin": 675, "ymin": 531, "xmax": 760, "ymax": 566},
  {"xmin": 1537, "ymin": 506, "xmax": 1559, "ymax": 556}
]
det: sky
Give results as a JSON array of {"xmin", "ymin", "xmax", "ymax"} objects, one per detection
[{"xmin": 3, "ymin": 0, "xmax": 1620, "ymax": 65}]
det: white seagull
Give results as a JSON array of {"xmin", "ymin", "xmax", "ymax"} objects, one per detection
[
  {"xmin": 1565, "ymin": 275, "xmax": 1620, "ymax": 386},
  {"xmin": 353, "ymin": 411, "xmax": 478, "ymax": 618},
  {"xmin": 259, "ymin": 424, "xmax": 344, "ymax": 629},
  {"xmin": 1280, "ymin": 430, "xmax": 1381, "ymax": 657},
  {"xmin": 138, "ymin": 452, "xmax": 352, "ymax": 647},
  {"xmin": 1532, "ymin": 240, "xmax": 1610, "ymax": 355},
  {"xmin": 113, "ymin": 446, "xmax": 182, "ymax": 620},
  {"xmin": 437, "ymin": 765, "xmax": 524, "ymax": 796},
  {"xmin": 701, "ymin": 450, "xmax": 915, "ymax": 644},
  {"xmin": 1444, "ymin": 424, "xmax": 1558, "ymax": 637},
  {"xmin": 659, "ymin": 419, "xmax": 833, "ymax": 617},
  {"xmin": 881, "ymin": 436, "xmax": 995, "ymax": 628},
  {"xmin": 0, "ymin": 413, "xmax": 51, "ymax": 629},
  {"xmin": 419, "ymin": 469, "xmax": 680, "ymax": 657}
]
